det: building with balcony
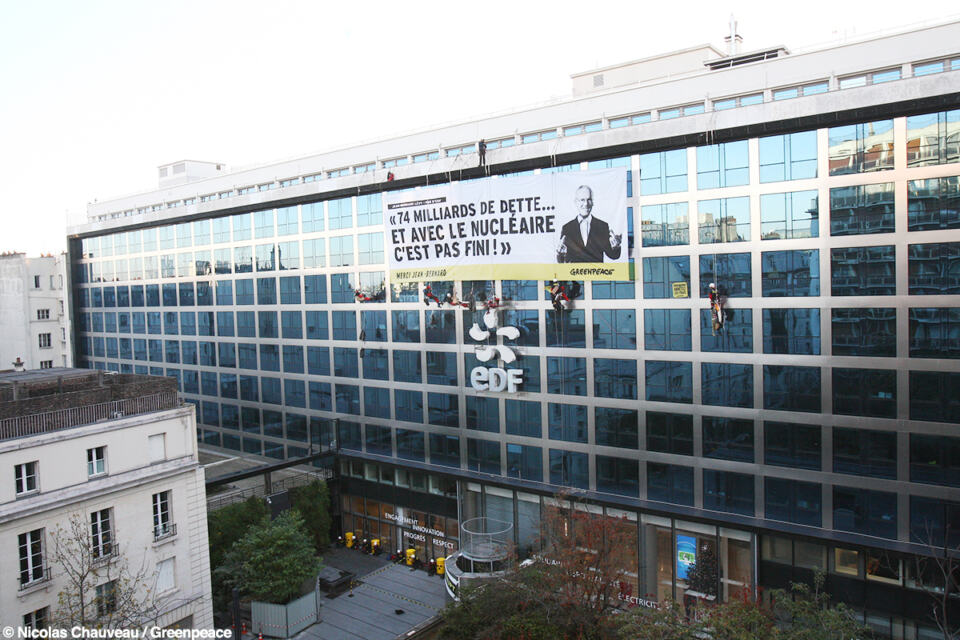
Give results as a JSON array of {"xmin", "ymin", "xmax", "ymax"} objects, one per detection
[
  {"xmin": 0, "ymin": 252, "xmax": 73, "ymax": 371},
  {"xmin": 0, "ymin": 368, "xmax": 212, "ymax": 628},
  {"xmin": 66, "ymin": 18, "xmax": 960, "ymax": 638}
]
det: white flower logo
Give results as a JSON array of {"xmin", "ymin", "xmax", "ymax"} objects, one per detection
[{"xmin": 468, "ymin": 309, "xmax": 520, "ymax": 364}]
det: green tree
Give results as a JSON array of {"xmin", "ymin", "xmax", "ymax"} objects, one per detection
[
  {"xmin": 207, "ymin": 496, "xmax": 269, "ymax": 570},
  {"xmin": 289, "ymin": 480, "xmax": 332, "ymax": 551},
  {"xmin": 615, "ymin": 600, "xmax": 703, "ymax": 640},
  {"xmin": 217, "ymin": 511, "xmax": 320, "ymax": 604},
  {"xmin": 769, "ymin": 572, "xmax": 868, "ymax": 640}
]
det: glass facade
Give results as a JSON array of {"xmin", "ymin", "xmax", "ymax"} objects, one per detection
[{"xmin": 73, "ymin": 105, "xmax": 960, "ymax": 636}]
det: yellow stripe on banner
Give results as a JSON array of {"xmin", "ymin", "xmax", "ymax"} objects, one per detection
[{"xmin": 390, "ymin": 262, "xmax": 634, "ymax": 282}]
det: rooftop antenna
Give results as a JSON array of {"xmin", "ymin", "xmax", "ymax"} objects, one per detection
[{"xmin": 724, "ymin": 14, "xmax": 742, "ymax": 56}]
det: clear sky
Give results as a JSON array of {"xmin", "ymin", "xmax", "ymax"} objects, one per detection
[{"xmin": 1, "ymin": 0, "xmax": 957, "ymax": 255}]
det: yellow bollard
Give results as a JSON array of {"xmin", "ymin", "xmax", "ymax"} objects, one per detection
[
  {"xmin": 345, "ymin": 531, "xmax": 354, "ymax": 548},
  {"xmin": 436, "ymin": 556, "xmax": 445, "ymax": 575},
  {"xmin": 405, "ymin": 548, "xmax": 416, "ymax": 566}
]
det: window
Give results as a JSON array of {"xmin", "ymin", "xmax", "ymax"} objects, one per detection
[
  {"xmin": 702, "ymin": 417, "xmax": 753, "ymax": 462},
  {"xmin": 357, "ymin": 232, "xmax": 384, "ymax": 264},
  {"xmin": 713, "ymin": 93, "xmax": 762, "ymax": 110},
  {"xmin": 467, "ymin": 438, "xmax": 499, "ymax": 474},
  {"xmin": 910, "ymin": 307, "xmax": 960, "ymax": 358},
  {"xmin": 38, "ymin": 333, "xmax": 51, "ymax": 348},
  {"xmin": 23, "ymin": 607, "xmax": 48, "ymax": 629},
  {"xmin": 838, "ymin": 67, "xmax": 900, "ymax": 88},
  {"xmin": 701, "ymin": 363, "xmax": 753, "ymax": 408},
  {"xmin": 831, "ymin": 307, "xmax": 896, "ymax": 357},
  {"xmin": 831, "ymin": 246, "xmax": 896, "ymax": 296},
  {"xmin": 828, "ymin": 120, "xmax": 894, "ymax": 175},
  {"xmin": 467, "ymin": 396, "xmax": 500, "ymax": 433},
  {"xmin": 548, "ymin": 403, "xmax": 587, "ymax": 443},
  {"xmin": 906, "ymin": 108, "xmax": 960, "ymax": 167},
  {"xmin": 911, "ymin": 434, "xmax": 960, "ymax": 488},
  {"xmin": 546, "ymin": 356, "xmax": 587, "ymax": 396},
  {"xmin": 909, "ymin": 242, "xmax": 960, "ymax": 294},
  {"xmin": 639, "ymin": 149, "xmax": 687, "ymax": 194},
  {"xmin": 37, "ymin": 308, "xmax": 50, "ymax": 320},
  {"xmin": 430, "ymin": 434, "xmax": 460, "ymax": 468},
  {"xmin": 155, "ymin": 557, "xmax": 175, "ymax": 593},
  {"xmin": 643, "ymin": 256, "xmax": 690, "ymax": 299},
  {"xmin": 697, "ymin": 141, "xmax": 748, "ymax": 189},
  {"xmin": 502, "ymin": 280, "xmax": 539, "ymax": 301},
  {"xmin": 833, "ymin": 486, "xmax": 897, "ymax": 539},
  {"xmin": 833, "ymin": 368, "xmax": 896, "ymax": 418},
  {"xmin": 761, "ymin": 250, "xmax": 819, "ymax": 297},
  {"xmin": 608, "ymin": 112, "xmax": 650, "ymax": 128},
  {"xmin": 96, "ymin": 580, "xmax": 118, "ymax": 617},
  {"xmin": 764, "ymin": 421, "xmax": 821, "ymax": 470},
  {"xmin": 33, "ymin": 275, "xmax": 41, "ymax": 289},
  {"xmin": 329, "ymin": 236, "xmax": 353, "ymax": 267},
  {"xmin": 763, "ymin": 365, "xmax": 820, "ymax": 413},
  {"xmin": 760, "ymin": 190, "xmax": 818, "ymax": 239},
  {"xmin": 428, "ymin": 392, "xmax": 458, "ymax": 427},
  {"xmin": 594, "ymin": 309, "xmax": 637, "ymax": 349},
  {"xmin": 698, "ymin": 197, "xmax": 750, "ymax": 243},
  {"xmin": 90, "ymin": 508, "xmax": 113, "ymax": 559},
  {"xmin": 645, "ymin": 361, "xmax": 692, "ymax": 404},
  {"xmin": 18, "ymin": 528, "xmax": 45, "ymax": 587},
  {"xmin": 704, "ymin": 470, "xmax": 754, "ymax": 516},
  {"xmin": 641, "ymin": 202, "xmax": 689, "ymax": 246},
  {"xmin": 646, "ymin": 411, "xmax": 693, "ymax": 455},
  {"xmin": 765, "ymin": 478, "xmax": 821, "ymax": 527},
  {"xmin": 15, "ymin": 461, "xmax": 38, "ymax": 495},
  {"xmin": 357, "ymin": 194, "xmax": 382, "ymax": 226},
  {"xmin": 830, "ymin": 182, "xmax": 895, "ymax": 236},
  {"xmin": 597, "ymin": 456, "xmax": 639, "ymax": 497},
  {"xmin": 910, "ymin": 497, "xmax": 960, "ymax": 548},
  {"xmin": 593, "ymin": 358, "xmax": 637, "ymax": 399},
  {"xmin": 643, "ymin": 309, "xmax": 690, "ymax": 351},
  {"xmin": 152, "ymin": 491, "xmax": 172, "ymax": 539},
  {"xmin": 507, "ymin": 444, "xmax": 542, "ymax": 482},
  {"xmin": 909, "ymin": 371, "xmax": 960, "ymax": 423},
  {"xmin": 593, "ymin": 407, "xmax": 637, "ymax": 449},
  {"xmin": 549, "ymin": 449, "xmax": 589, "ymax": 490},
  {"xmin": 909, "ymin": 176, "xmax": 960, "ymax": 231},
  {"xmin": 87, "ymin": 446, "xmax": 106, "ymax": 477},
  {"xmin": 148, "ymin": 433, "xmax": 166, "ymax": 462},
  {"xmin": 833, "ymin": 427, "xmax": 896, "ymax": 478},
  {"xmin": 505, "ymin": 399, "xmax": 541, "ymax": 437},
  {"xmin": 647, "ymin": 463, "xmax": 693, "ymax": 506},
  {"xmin": 762, "ymin": 308, "xmax": 820, "ymax": 354},
  {"xmin": 701, "ymin": 308, "xmax": 752, "ymax": 353},
  {"xmin": 759, "ymin": 131, "xmax": 817, "ymax": 182},
  {"xmin": 546, "ymin": 309, "xmax": 586, "ymax": 347},
  {"xmin": 699, "ymin": 252, "xmax": 751, "ymax": 298}
]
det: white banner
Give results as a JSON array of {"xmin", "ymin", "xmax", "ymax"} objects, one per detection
[{"xmin": 383, "ymin": 169, "xmax": 630, "ymax": 281}]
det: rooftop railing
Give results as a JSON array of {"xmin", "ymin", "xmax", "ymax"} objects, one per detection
[{"xmin": 0, "ymin": 391, "xmax": 181, "ymax": 442}]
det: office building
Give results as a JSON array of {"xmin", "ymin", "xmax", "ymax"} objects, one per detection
[
  {"xmin": 0, "ymin": 369, "xmax": 213, "ymax": 628},
  {"xmin": 0, "ymin": 252, "xmax": 73, "ymax": 371},
  {"xmin": 67, "ymin": 20, "xmax": 960, "ymax": 637}
]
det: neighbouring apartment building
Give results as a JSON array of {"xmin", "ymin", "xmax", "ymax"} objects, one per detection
[
  {"xmin": 67, "ymin": 19, "xmax": 960, "ymax": 638},
  {"xmin": 0, "ymin": 368, "xmax": 213, "ymax": 628},
  {"xmin": 0, "ymin": 252, "xmax": 73, "ymax": 371}
]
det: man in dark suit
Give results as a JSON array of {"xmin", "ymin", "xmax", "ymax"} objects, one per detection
[{"xmin": 556, "ymin": 185, "xmax": 622, "ymax": 262}]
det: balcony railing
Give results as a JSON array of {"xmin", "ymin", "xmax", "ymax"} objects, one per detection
[
  {"xmin": 18, "ymin": 567, "xmax": 51, "ymax": 591},
  {"xmin": 0, "ymin": 392, "xmax": 181, "ymax": 442},
  {"xmin": 153, "ymin": 522, "xmax": 177, "ymax": 543}
]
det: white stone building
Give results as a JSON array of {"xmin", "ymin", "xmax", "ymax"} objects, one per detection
[
  {"xmin": 0, "ymin": 252, "xmax": 72, "ymax": 371},
  {"xmin": 0, "ymin": 369, "xmax": 212, "ymax": 628}
]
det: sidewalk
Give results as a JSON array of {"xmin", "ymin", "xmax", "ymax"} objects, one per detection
[{"xmin": 293, "ymin": 548, "xmax": 449, "ymax": 640}]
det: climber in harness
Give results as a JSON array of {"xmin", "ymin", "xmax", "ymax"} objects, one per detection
[
  {"xmin": 423, "ymin": 285, "xmax": 442, "ymax": 307},
  {"xmin": 548, "ymin": 280, "xmax": 570, "ymax": 313},
  {"xmin": 708, "ymin": 282, "xmax": 724, "ymax": 335}
]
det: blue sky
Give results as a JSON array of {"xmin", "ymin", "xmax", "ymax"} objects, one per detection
[{"xmin": 1, "ymin": 0, "xmax": 957, "ymax": 255}]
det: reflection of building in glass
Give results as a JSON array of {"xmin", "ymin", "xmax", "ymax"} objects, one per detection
[{"xmin": 67, "ymin": 20, "xmax": 960, "ymax": 639}]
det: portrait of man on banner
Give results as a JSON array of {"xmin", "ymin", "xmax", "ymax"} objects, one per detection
[{"xmin": 556, "ymin": 184, "xmax": 623, "ymax": 263}]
